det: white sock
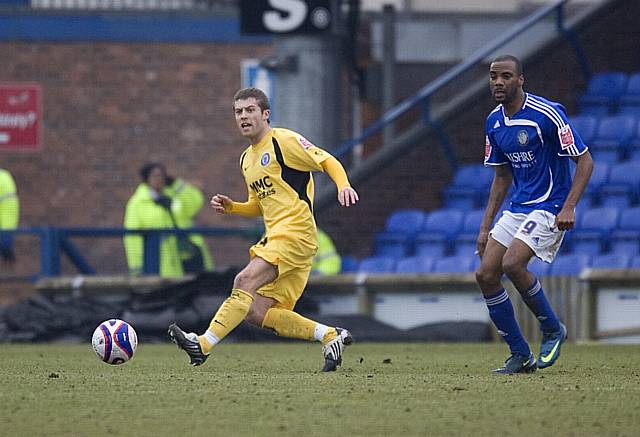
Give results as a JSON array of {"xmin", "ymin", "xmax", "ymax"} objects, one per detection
[
  {"xmin": 313, "ymin": 323, "xmax": 330, "ymax": 342},
  {"xmin": 203, "ymin": 329, "xmax": 220, "ymax": 346}
]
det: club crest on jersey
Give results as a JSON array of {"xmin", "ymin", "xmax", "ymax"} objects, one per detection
[
  {"xmin": 517, "ymin": 130, "xmax": 529, "ymax": 146},
  {"xmin": 559, "ymin": 125, "xmax": 575, "ymax": 150},
  {"xmin": 298, "ymin": 136, "xmax": 315, "ymax": 150},
  {"xmin": 261, "ymin": 153, "xmax": 270, "ymax": 166}
]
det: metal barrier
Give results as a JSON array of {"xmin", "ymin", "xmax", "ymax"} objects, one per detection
[
  {"xmin": 1, "ymin": 226, "xmax": 255, "ymax": 279},
  {"xmin": 333, "ymin": 0, "xmax": 588, "ymax": 163},
  {"xmin": 307, "ymin": 269, "xmax": 640, "ymax": 343}
]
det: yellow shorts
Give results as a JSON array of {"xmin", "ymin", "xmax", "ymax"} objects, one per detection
[{"xmin": 250, "ymin": 235, "xmax": 315, "ymax": 310}]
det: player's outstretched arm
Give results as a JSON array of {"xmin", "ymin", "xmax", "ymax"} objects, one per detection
[
  {"xmin": 321, "ymin": 156, "xmax": 359, "ymax": 207},
  {"xmin": 211, "ymin": 193, "xmax": 262, "ymax": 217}
]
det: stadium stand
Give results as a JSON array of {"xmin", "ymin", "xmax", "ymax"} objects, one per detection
[
  {"xmin": 569, "ymin": 206, "xmax": 620, "ymax": 255},
  {"xmin": 432, "ymin": 255, "xmax": 478, "ymax": 273},
  {"xmin": 609, "ymin": 207, "xmax": 640, "ymax": 256},
  {"xmin": 395, "ymin": 256, "xmax": 435, "ymax": 274},
  {"xmin": 549, "ymin": 253, "xmax": 591, "ymax": 276},
  {"xmin": 591, "ymin": 253, "xmax": 631, "ymax": 269},
  {"xmin": 414, "ymin": 209, "xmax": 464, "ymax": 257},
  {"xmin": 589, "ymin": 115, "xmax": 636, "ymax": 163},
  {"xmin": 577, "ymin": 72, "xmax": 627, "ymax": 115},
  {"xmin": 358, "ymin": 256, "xmax": 397, "ymax": 274},
  {"xmin": 441, "ymin": 164, "xmax": 493, "ymax": 209},
  {"xmin": 597, "ymin": 160, "xmax": 640, "ymax": 207}
]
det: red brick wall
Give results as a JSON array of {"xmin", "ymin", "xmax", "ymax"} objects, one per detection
[{"xmin": 1, "ymin": 42, "xmax": 272, "ymax": 275}]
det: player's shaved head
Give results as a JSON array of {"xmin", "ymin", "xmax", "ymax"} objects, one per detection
[{"xmin": 491, "ymin": 55, "xmax": 523, "ymax": 76}]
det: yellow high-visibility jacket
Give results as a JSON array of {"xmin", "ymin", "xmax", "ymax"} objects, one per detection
[
  {"xmin": 123, "ymin": 183, "xmax": 183, "ymax": 277},
  {"xmin": 312, "ymin": 228, "xmax": 341, "ymax": 276},
  {"xmin": 166, "ymin": 178, "xmax": 214, "ymax": 270},
  {"xmin": 0, "ymin": 169, "xmax": 19, "ymax": 231}
]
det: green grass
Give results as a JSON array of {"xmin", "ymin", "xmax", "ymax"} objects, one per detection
[{"xmin": 1, "ymin": 342, "xmax": 639, "ymax": 437}]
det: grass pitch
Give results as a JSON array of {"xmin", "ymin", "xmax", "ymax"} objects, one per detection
[{"xmin": 1, "ymin": 342, "xmax": 639, "ymax": 437}]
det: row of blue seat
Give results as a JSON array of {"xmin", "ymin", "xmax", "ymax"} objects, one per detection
[
  {"xmin": 577, "ymin": 71, "xmax": 640, "ymax": 115},
  {"xmin": 344, "ymin": 253, "xmax": 640, "ymax": 276},
  {"xmin": 570, "ymin": 114, "xmax": 640, "ymax": 163},
  {"xmin": 374, "ymin": 206, "xmax": 640, "ymax": 259}
]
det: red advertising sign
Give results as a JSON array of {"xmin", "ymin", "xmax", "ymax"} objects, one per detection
[{"xmin": 0, "ymin": 83, "xmax": 41, "ymax": 150}]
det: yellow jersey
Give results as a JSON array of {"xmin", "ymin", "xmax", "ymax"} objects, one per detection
[{"xmin": 240, "ymin": 127, "xmax": 329, "ymax": 252}]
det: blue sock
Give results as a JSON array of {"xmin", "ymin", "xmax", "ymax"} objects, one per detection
[
  {"xmin": 521, "ymin": 279, "xmax": 561, "ymax": 333},
  {"xmin": 485, "ymin": 289, "xmax": 530, "ymax": 357}
]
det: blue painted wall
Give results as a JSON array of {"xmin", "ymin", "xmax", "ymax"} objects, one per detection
[{"xmin": 0, "ymin": 12, "xmax": 272, "ymax": 43}]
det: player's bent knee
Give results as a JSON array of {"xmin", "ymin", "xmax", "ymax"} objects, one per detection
[
  {"xmin": 501, "ymin": 257, "xmax": 527, "ymax": 278},
  {"xmin": 233, "ymin": 270, "xmax": 254, "ymax": 292},
  {"xmin": 475, "ymin": 267, "xmax": 500, "ymax": 287},
  {"xmin": 245, "ymin": 306, "xmax": 266, "ymax": 326}
]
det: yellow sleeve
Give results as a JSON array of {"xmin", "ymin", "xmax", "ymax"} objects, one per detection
[
  {"xmin": 320, "ymin": 156, "xmax": 351, "ymax": 191},
  {"xmin": 228, "ymin": 185, "xmax": 261, "ymax": 217},
  {"xmin": 228, "ymin": 199, "xmax": 262, "ymax": 217}
]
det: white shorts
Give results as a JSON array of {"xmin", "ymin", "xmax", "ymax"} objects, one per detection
[{"xmin": 490, "ymin": 210, "xmax": 565, "ymax": 263}]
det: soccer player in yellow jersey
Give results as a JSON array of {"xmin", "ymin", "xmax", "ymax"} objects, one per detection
[{"xmin": 169, "ymin": 87, "xmax": 359, "ymax": 371}]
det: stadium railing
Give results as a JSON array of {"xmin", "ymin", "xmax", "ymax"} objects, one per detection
[
  {"xmin": 315, "ymin": 0, "xmax": 591, "ymax": 209},
  {"xmin": 2, "ymin": 226, "xmax": 256, "ymax": 279}
]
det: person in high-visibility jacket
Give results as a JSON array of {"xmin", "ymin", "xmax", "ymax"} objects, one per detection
[
  {"xmin": 165, "ymin": 175, "xmax": 214, "ymax": 272},
  {"xmin": 0, "ymin": 168, "xmax": 19, "ymax": 264},
  {"xmin": 124, "ymin": 163, "xmax": 183, "ymax": 277},
  {"xmin": 312, "ymin": 228, "xmax": 341, "ymax": 276}
]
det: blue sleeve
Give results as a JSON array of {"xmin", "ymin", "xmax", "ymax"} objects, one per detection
[
  {"xmin": 484, "ymin": 130, "xmax": 508, "ymax": 166},
  {"xmin": 554, "ymin": 106, "xmax": 588, "ymax": 157}
]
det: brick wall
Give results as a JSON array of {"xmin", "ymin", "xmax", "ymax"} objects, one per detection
[{"xmin": 1, "ymin": 42, "xmax": 272, "ymax": 275}]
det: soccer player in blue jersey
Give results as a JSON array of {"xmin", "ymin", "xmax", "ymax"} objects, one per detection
[{"xmin": 475, "ymin": 55, "xmax": 593, "ymax": 374}]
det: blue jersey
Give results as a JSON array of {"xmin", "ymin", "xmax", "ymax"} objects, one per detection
[{"xmin": 484, "ymin": 93, "xmax": 588, "ymax": 215}]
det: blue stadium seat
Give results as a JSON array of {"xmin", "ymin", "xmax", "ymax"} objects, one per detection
[
  {"xmin": 583, "ymin": 162, "xmax": 610, "ymax": 206},
  {"xmin": 570, "ymin": 114, "xmax": 599, "ymax": 144},
  {"xmin": 626, "ymin": 120, "xmax": 640, "ymax": 161},
  {"xmin": 340, "ymin": 255, "xmax": 359, "ymax": 273},
  {"xmin": 610, "ymin": 207, "xmax": 640, "ymax": 256},
  {"xmin": 452, "ymin": 209, "xmax": 484, "ymax": 255},
  {"xmin": 529, "ymin": 258, "xmax": 551, "ymax": 277},
  {"xmin": 395, "ymin": 256, "xmax": 435, "ymax": 274},
  {"xmin": 549, "ymin": 254, "xmax": 591, "ymax": 276},
  {"xmin": 374, "ymin": 209, "xmax": 427, "ymax": 257},
  {"xmin": 432, "ymin": 255, "xmax": 477, "ymax": 273},
  {"xmin": 591, "ymin": 254, "xmax": 631, "ymax": 269},
  {"xmin": 384, "ymin": 209, "xmax": 427, "ymax": 234},
  {"xmin": 590, "ymin": 115, "xmax": 637, "ymax": 163},
  {"xmin": 577, "ymin": 72, "xmax": 627, "ymax": 114},
  {"xmin": 374, "ymin": 232, "xmax": 410, "ymax": 258},
  {"xmin": 442, "ymin": 164, "xmax": 493, "ymax": 209},
  {"xmin": 358, "ymin": 256, "xmax": 396, "ymax": 274},
  {"xmin": 570, "ymin": 207, "xmax": 620, "ymax": 255},
  {"xmin": 619, "ymin": 72, "xmax": 640, "ymax": 111},
  {"xmin": 618, "ymin": 105, "xmax": 640, "ymax": 117},
  {"xmin": 415, "ymin": 209, "xmax": 464, "ymax": 257},
  {"xmin": 597, "ymin": 161, "xmax": 640, "ymax": 208},
  {"xmin": 631, "ymin": 256, "xmax": 640, "ymax": 269}
]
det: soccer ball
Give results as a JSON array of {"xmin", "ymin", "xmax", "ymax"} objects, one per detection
[{"xmin": 91, "ymin": 319, "xmax": 138, "ymax": 365}]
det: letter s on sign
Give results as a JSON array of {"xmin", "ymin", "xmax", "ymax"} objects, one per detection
[{"xmin": 264, "ymin": 0, "xmax": 308, "ymax": 33}]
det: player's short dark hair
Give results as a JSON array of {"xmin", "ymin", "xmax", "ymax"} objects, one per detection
[
  {"xmin": 233, "ymin": 87, "xmax": 271, "ymax": 112},
  {"xmin": 492, "ymin": 54, "xmax": 523, "ymax": 76},
  {"xmin": 140, "ymin": 162, "xmax": 166, "ymax": 182}
]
